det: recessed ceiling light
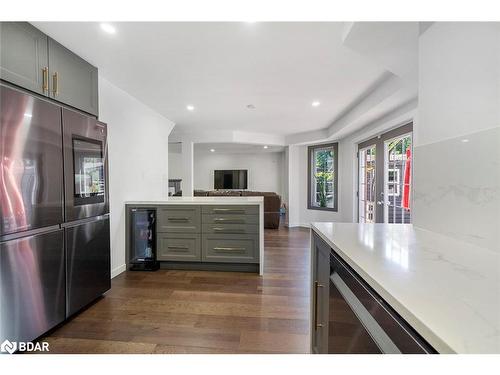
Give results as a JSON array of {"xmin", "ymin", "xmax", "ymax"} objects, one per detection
[
  {"xmin": 263, "ymin": 145, "xmax": 268, "ymax": 149},
  {"xmin": 461, "ymin": 139, "xmax": 469, "ymax": 143},
  {"xmin": 312, "ymin": 101, "xmax": 321, "ymax": 107},
  {"xmin": 210, "ymin": 149, "xmax": 215, "ymax": 152},
  {"xmin": 100, "ymin": 23, "xmax": 116, "ymax": 35},
  {"xmin": 186, "ymin": 105, "xmax": 195, "ymax": 111}
]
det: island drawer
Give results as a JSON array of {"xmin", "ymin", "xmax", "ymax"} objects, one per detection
[
  {"xmin": 157, "ymin": 205, "xmax": 201, "ymax": 233},
  {"xmin": 202, "ymin": 223, "xmax": 259, "ymax": 235},
  {"xmin": 157, "ymin": 233, "xmax": 201, "ymax": 261},
  {"xmin": 202, "ymin": 214, "xmax": 259, "ymax": 225},
  {"xmin": 201, "ymin": 205, "xmax": 259, "ymax": 216},
  {"xmin": 202, "ymin": 234, "xmax": 259, "ymax": 263}
]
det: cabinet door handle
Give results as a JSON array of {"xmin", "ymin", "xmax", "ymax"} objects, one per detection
[
  {"xmin": 52, "ymin": 72, "xmax": 59, "ymax": 97},
  {"xmin": 214, "ymin": 218, "xmax": 244, "ymax": 223},
  {"xmin": 213, "ymin": 246, "xmax": 245, "ymax": 252},
  {"xmin": 42, "ymin": 67, "xmax": 48, "ymax": 93},
  {"xmin": 213, "ymin": 208, "xmax": 245, "ymax": 214},
  {"xmin": 168, "ymin": 217, "xmax": 189, "ymax": 221},
  {"xmin": 167, "ymin": 245, "xmax": 189, "ymax": 251},
  {"xmin": 213, "ymin": 227, "xmax": 244, "ymax": 233},
  {"xmin": 314, "ymin": 281, "xmax": 324, "ymax": 330}
]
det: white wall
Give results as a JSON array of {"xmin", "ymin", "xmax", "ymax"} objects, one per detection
[
  {"xmin": 281, "ymin": 150, "xmax": 289, "ymax": 205},
  {"xmin": 99, "ymin": 76, "xmax": 175, "ymax": 277},
  {"xmin": 414, "ymin": 22, "xmax": 500, "ymax": 251},
  {"xmin": 193, "ymin": 150, "xmax": 284, "ymax": 195},
  {"xmin": 168, "ymin": 141, "xmax": 195, "ymax": 196},
  {"xmin": 181, "ymin": 141, "xmax": 194, "ymax": 197},
  {"xmin": 168, "ymin": 143, "xmax": 183, "ymax": 180},
  {"xmin": 287, "ymin": 145, "xmax": 300, "ymax": 226},
  {"xmin": 416, "ymin": 22, "xmax": 500, "ymax": 146}
]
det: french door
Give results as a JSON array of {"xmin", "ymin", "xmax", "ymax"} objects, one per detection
[{"xmin": 358, "ymin": 123, "xmax": 413, "ymax": 224}]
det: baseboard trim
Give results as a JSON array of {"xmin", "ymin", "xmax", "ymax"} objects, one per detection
[
  {"xmin": 111, "ymin": 264, "xmax": 126, "ymax": 278},
  {"xmin": 160, "ymin": 261, "xmax": 259, "ymax": 273}
]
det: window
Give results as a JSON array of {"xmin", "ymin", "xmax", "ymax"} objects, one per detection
[
  {"xmin": 387, "ymin": 169, "xmax": 400, "ymax": 196},
  {"xmin": 308, "ymin": 143, "xmax": 338, "ymax": 211}
]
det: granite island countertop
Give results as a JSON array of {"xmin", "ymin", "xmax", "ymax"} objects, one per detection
[{"xmin": 311, "ymin": 222, "xmax": 500, "ymax": 354}]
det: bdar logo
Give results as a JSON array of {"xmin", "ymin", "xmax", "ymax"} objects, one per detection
[
  {"xmin": 0, "ymin": 339, "xmax": 49, "ymax": 353},
  {"xmin": 1, "ymin": 339, "xmax": 17, "ymax": 354}
]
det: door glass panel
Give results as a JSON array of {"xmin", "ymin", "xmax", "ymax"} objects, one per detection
[
  {"xmin": 385, "ymin": 134, "xmax": 412, "ymax": 223},
  {"xmin": 73, "ymin": 138, "xmax": 105, "ymax": 206},
  {"xmin": 358, "ymin": 145, "xmax": 376, "ymax": 223},
  {"xmin": 131, "ymin": 210, "xmax": 155, "ymax": 262}
]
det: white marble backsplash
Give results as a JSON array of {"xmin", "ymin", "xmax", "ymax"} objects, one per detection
[{"xmin": 413, "ymin": 126, "xmax": 500, "ymax": 252}]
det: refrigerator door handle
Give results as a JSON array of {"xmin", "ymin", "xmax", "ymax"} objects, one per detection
[
  {"xmin": 61, "ymin": 214, "xmax": 110, "ymax": 228},
  {"xmin": 0, "ymin": 225, "xmax": 62, "ymax": 243}
]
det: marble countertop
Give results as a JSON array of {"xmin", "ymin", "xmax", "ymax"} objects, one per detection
[
  {"xmin": 125, "ymin": 196, "xmax": 264, "ymax": 205},
  {"xmin": 311, "ymin": 222, "xmax": 500, "ymax": 354}
]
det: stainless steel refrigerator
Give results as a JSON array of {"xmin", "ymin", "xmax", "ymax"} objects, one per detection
[{"xmin": 0, "ymin": 84, "xmax": 110, "ymax": 345}]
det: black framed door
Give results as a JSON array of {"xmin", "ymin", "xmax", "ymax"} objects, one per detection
[{"xmin": 357, "ymin": 123, "xmax": 413, "ymax": 224}]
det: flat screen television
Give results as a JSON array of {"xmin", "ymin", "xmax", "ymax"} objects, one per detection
[{"xmin": 214, "ymin": 170, "xmax": 248, "ymax": 190}]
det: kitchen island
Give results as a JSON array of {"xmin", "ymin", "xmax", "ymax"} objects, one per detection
[
  {"xmin": 310, "ymin": 222, "xmax": 500, "ymax": 354},
  {"xmin": 126, "ymin": 197, "xmax": 264, "ymax": 275}
]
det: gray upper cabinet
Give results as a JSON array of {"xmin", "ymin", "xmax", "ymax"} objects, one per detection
[
  {"xmin": 0, "ymin": 22, "xmax": 99, "ymax": 117},
  {"xmin": 48, "ymin": 38, "xmax": 98, "ymax": 116},
  {"xmin": 0, "ymin": 22, "xmax": 49, "ymax": 95}
]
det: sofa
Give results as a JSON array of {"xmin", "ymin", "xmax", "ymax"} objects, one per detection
[{"xmin": 193, "ymin": 190, "xmax": 281, "ymax": 229}]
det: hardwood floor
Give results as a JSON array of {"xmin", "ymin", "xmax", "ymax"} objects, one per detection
[{"xmin": 42, "ymin": 226, "xmax": 311, "ymax": 354}]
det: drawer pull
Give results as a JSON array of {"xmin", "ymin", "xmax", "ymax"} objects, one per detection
[
  {"xmin": 214, "ymin": 218, "xmax": 244, "ymax": 223},
  {"xmin": 168, "ymin": 217, "xmax": 190, "ymax": 221},
  {"xmin": 213, "ymin": 246, "xmax": 246, "ymax": 252},
  {"xmin": 213, "ymin": 227, "xmax": 245, "ymax": 233},
  {"xmin": 167, "ymin": 245, "xmax": 189, "ymax": 251},
  {"xmin": 213, "ymin": 209, "xmax": 245, "ymax": 214},
  {"xmin": 314, "ymin": 281, "xmax": 324, "ymax": 330}
]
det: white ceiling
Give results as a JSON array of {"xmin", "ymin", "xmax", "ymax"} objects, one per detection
[
  {"xmin": 31, "ymin": 22, "xmax": 410, "ymax": 138},
  {"xmin": 342, "ymin": 22, "xmax": 419, "ymax": 86}
]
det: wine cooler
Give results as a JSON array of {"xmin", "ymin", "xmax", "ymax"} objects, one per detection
[{"xmin": 129, "ymin": 208, "xmax": 159, "ymax": 271}]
